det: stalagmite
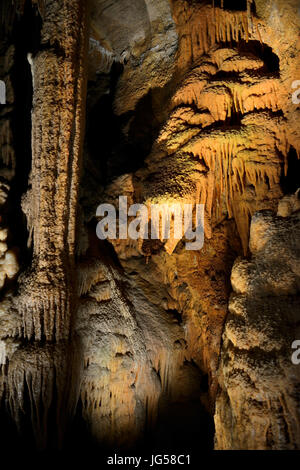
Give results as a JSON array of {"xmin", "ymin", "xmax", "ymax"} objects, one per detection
[
  {"xmin": 75, "ymin": 248, "xmax": 189, "ymax": 446},
  {"xmin": 0, "ymin": 0, "xmax": 299, "ymax": 454}
]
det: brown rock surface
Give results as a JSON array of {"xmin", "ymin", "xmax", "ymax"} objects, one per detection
[
  {"xmin": 0, "ymin": 0, "xmax": 299, "ymax": 453},
  {"xmin": 215, "ymin": 195, "xmax": 300, "ymax": 449}
]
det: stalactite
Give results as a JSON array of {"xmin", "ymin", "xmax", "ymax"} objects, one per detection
[
  {"xmin": 77, "ymin": 259, "xmax": 107, "ymax": 297},
  {"xmin": 171, "ymin": 2, "xmax": 255, "ymax": 70},
  {"xmin": 151, "ymin": 12, "xmax": 290, "ymax": 253},
  {"xmin": 89, "ymin": 39, "xmax": 116, "ymax": 74},
  {"xmin": 18, "ymin": 283, "xmax": 70, "ymax": 341}
]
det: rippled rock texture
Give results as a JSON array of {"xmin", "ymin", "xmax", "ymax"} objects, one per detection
[{"xmin": 0, "ymin": 0, "xmax": 299, "ymax": 453}]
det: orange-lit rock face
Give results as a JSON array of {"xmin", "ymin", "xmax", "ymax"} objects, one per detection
[
  {"xmin": 73, "ymin": 0, "xmax": 300, "ymax": 450},
  {"xmin": 0, "ymin": 0, "xmax": 299, "ymax": 454},
  {"xmin": 84, "ymin": 0, "xmax": 299, "ymax": 449},
  {"xmin": 141, "ymin": 1, "xmax": 299, "ymax": 253}
]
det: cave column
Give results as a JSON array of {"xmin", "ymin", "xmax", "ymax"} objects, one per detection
[{"xmin": 22, "ymin": 0, "xmax": 89, "ymax": 341}]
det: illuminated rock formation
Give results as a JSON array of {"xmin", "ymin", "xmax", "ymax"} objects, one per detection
[
  {"xmin": 0, "ymin": 0, "xmax": 299, "ymax": 454},
  {"xmin": 215, "ymin": 193, "xmax": 300, "ymax": 449},
  {"xmin": 76, "ymin": 248, "xmax": 184, "ymax": 447},
  {"xmin": 20, "ymin": 0, "xmax": 88, "ymax": 342},
  {"xmin": 82, "ymin": 0, "xmax": 300, "ymax": 450},
  {"xmin": 0, "ymin": 0, "xmax": 88, "ymax": 449}
]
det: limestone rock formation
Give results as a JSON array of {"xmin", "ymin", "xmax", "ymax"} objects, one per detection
[
  {"xmin": 215, "ymin": 193, "xmax": 300, "ymax": 449},
  {"xmin": 0, "ymin": 0, "xmax": 299, "ymax": 455},
  {"xmin": 0, "ymin": 0, "xmax": 89, "ymax": 449}
]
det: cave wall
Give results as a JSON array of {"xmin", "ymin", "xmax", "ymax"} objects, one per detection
[
  {"xmin": 0, "ymin": 0, "xmax": 299, "ymax": 453},
  {"xmin": 215, "ymin": 195, "xmax": 300, "ymax": 449}
]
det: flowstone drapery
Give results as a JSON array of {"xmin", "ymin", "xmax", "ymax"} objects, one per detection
[{"xmin": 0, "ymin": 0, "xmax": 299, "ymax": 452}]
